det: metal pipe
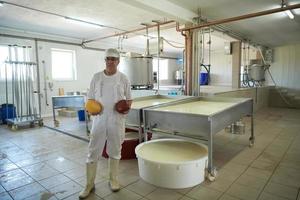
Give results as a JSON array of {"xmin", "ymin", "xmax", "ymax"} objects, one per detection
[
  {"xmin": 1, "ymin": 1, "xmax": 126, "ymax": 32},
  {"xmin": 177, "ymin": 22, "xmax": 193, "ymax": 95},
  {"xmin": 153, "ymin": 20, "xmax": 161, "ymax": 94},
  {"xmin": 141, "ymin": 23, "xmax": 150, "ymax": 56},
  {"xmin": 42, "ymin": 60, "xmax": 49, "ymax": 106},
  {"xmin": 80, "ymin": 44, "xmax": 105, "ymax": 51},
  {"xmin": 178, "ymin": 4, "xmax": 300, "ymax": 31},
  {"xmin": 8, "ymin": 45, "xmax": 15, "ymax": 118},
  {"xmin": 13, "ymin": 45, "xmax": 20, "ymax": 118},
  {"xmin": 185, "ymin": 31, "xmax": 193, "ymax": 95},
  {"xmin": 35, "ymin": 39, "xmax": 41, "ymax": 118},
  {"xmin": 0, "ymin": 34, "xmax": 183, "ymax": 57},
  {"xmin": 25, "ymin": 47, "xmax": 31, "ymax": 116},
  {"xmin": 0, "ymin": 33, "xmax": 105, "ymax": 52},
  {"xmin": 83, "ymin": 20, "xmax": 175, "ymax": 44},
  {"xmin": 5, "ymin": 61, "xmax": 8, "ymax": 108}
]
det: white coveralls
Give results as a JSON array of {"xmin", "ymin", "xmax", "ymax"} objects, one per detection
[{"xmin": 87, "ymin": 71, "xmax": 131, "ymax": 162}]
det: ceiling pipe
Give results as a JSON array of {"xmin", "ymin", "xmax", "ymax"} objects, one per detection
[
  {"xmin": 176, "ymin": 4, "xmax": 300, "ymax": 96},
  {"xmin": 177, "ymin": 3, "xmax": 300, "ymax": 32},
  {"xmin": 0, "ymin": 33, "xmax": 181, "ymax": 60},
  {"xmin": 83, "ymin": 20, "xmax": 175, "ymax": 44},
  {"xmin": 1, "ymin": 1, "xmax": 126, "ymax": 32},
  {"xmin": 0, "ymin": 33, "xmax": 105, "ymax": 51}
]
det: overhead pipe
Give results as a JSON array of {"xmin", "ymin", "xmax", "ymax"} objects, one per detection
[
  {"xmin": 1, "ymin": 1, "xmax": 127, "ymax": 32},
  {"xmin": 178, "ymin": 4, "xmax": 300, "ymax": 32},
  {"xmin": 83, "ymin": 20, "xmax": 175, "ymax": 44},
  {"xmin": 0, "ymin": 33, "xmax": 105, "ymax": 51},
  {"xmin": 176, "ymin": 3, "xmax": 300, "ymax": 96},
  {"xmin": 176, "ymin": 23, "xmax": 193, "ymax": 95}
]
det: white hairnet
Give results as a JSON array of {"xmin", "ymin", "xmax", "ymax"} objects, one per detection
[{"xmin": 104, "ymin": 48, "xmax": 120, "ymax": 58}]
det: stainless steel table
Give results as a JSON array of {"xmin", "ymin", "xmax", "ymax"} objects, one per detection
[
  {"xmin": 127, "ymin": 95, "xmax": 193, "ymax": 142},
  {"xmin": 143, "ymin": 96, "xmax": 254, "ymax": 181},
  {"xmin": 51, "ymin": 95, "xmax": 88, "ymax": 132}
]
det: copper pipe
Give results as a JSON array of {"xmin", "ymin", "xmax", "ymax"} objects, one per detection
[
  {"xmin": 83, "ymin": 20, "xmax": 175, "ymax": 44},
  {"xmin": 185, "ymin": 31, "xmax": 193, "ymax": 95},
  {"xmin": 177, "ymin": 22, "xmax": 193, "ymax": 95},
  {"xmin": 178, "ymin": 4, "xmax": 300, "ymax": 32}
]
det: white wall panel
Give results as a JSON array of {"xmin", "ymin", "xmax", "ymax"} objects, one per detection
[{"xmin": 266, "ymin": 44, "xmax": 300, "ymax": 92}]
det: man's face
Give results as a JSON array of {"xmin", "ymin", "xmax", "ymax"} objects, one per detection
[{"xmin": 105, "ymin": 57, "xmax": 119, "ymax": 69}]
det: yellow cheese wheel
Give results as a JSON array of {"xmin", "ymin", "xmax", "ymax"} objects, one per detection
[{"xmin": 85, "ymin": 99, "xmax": 103, "ymax": 115}]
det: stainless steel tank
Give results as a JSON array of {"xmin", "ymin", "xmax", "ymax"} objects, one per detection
[
  {"xmin": 249, "ymin": 59, "xmax": 265, "ymax": 81},
  {"xmin": 119, "ymin": 57, "xmax": 153, "ymax": 88}
]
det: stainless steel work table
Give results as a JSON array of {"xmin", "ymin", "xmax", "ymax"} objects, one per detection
[
  {"xmin": 52, "ymin": 95, "xmax": 88, "ymax": 132},
  {"xmin": 142, "ymin": 96, "xmax": 254, "ymax": 181},
  {"xmin": 127, "ymin": 95, "xmax": 193, "ymax": 142}
]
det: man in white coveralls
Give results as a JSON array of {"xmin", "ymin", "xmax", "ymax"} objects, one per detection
[{"xmin": 79, "ymin": 48, "xmax": 132, "ymax": 199}]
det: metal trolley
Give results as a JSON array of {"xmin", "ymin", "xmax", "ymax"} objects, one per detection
[{"xmin": 2, "ymin": 45, "xmax": 43, "ymax": 130}]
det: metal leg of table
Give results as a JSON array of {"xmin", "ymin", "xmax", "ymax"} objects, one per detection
[
  {"xmin": 143, "ymin": 111, "xmax": 148, "ymax": 142},
  {"xmin": 85, "ymin": 111, "xmax": 90, "ymax": 135},
  {"xmin": 207, "ymin": 120, "xmax": 217, "ymax": 181},
  {"xmin": 138, "ymin": 124, "xmax": 143, "ymax": 143},
  {"xmin": 249, "ymin": 113, "xmax": 255, "ymax": 147}
]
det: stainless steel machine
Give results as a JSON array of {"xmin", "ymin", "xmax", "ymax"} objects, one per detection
[
  {"xmin": 248, "ymin": 59, "xmax": 265, "ymax": 82},
  {"xmin": 119, "ymin": 57, "xmax": 154, "ymax": 89}
]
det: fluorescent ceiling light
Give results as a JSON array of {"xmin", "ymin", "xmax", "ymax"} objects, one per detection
[
  {"xmin": 64, "ymin": 17, "xmax": 104, "ymax": 28},
  {"xmin": 283, "ymin": 4, "xmax": 295, "ymax": 19},
  {"xmin": 0, "ymin": 2, "xmax": 4, "ymax": 7}
]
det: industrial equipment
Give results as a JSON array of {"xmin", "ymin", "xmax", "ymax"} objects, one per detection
[
  {"xmin": 2, "ymin": 45, "xmax": 43, "ymax": 130},
  {"xmin": 119, "ymin": 56, "xmax": 153, "ymax": 89},
  {"xmin": 126, "ymin": 95, "xmax": 192, "ymax": 142},
  {"xmin": 142, "ymin": 96, "xmax": 254, "ymax": 181}
]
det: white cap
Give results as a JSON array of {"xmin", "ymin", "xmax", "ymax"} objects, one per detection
[{"xmin": 104, "ymin": 48, "xmax": 120, "ymax": 58}]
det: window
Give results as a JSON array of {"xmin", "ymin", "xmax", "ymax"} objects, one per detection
[
  {"xmin": 51, "ymin": 48, "xmax": 77, "ymax": 80},
  {"xmin": 153, "ymin": 58, "xmax": 168, "ymax": 80}
]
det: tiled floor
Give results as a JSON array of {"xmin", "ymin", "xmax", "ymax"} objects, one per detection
[
  {"xmin": 1, "ymin": 107, "xmax": 300, "ymax": 200},
  {"xmin": 43, "ymin": 115, "xmax": 90, "ymax": 140}
]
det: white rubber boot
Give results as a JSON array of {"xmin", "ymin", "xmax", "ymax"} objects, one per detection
[
  {"xmin": 79, "ymin": 162, "xmax": 97, "ymax": 199},
  {"xmin": 109, "ymin": 158, "xmax": 120, "ymax": 192}
]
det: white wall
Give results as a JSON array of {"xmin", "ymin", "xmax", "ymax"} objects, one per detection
[
  {"xmin": 0, "ymin": 36, "xmax": 105, "ymax": 116},
  {"xmin": 38, "ymin": 41, "xmax": 105, "ymax": 116},
  {"xmin": 266, "ymin": 43, "xmax": 300, "ymax": 92},
  {"xmin": 207, "ymin": 50, "xmax": 232, "ymax": 86}
]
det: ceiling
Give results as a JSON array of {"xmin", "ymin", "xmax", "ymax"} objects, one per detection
[{"xmin": 0, "ymin": 0, "xmax": 299, "ymax": 57}]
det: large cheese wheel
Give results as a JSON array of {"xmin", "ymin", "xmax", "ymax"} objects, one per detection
[{"xmin": 85, "ymin": 99, "xmax": 103, "ymax": 115}]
